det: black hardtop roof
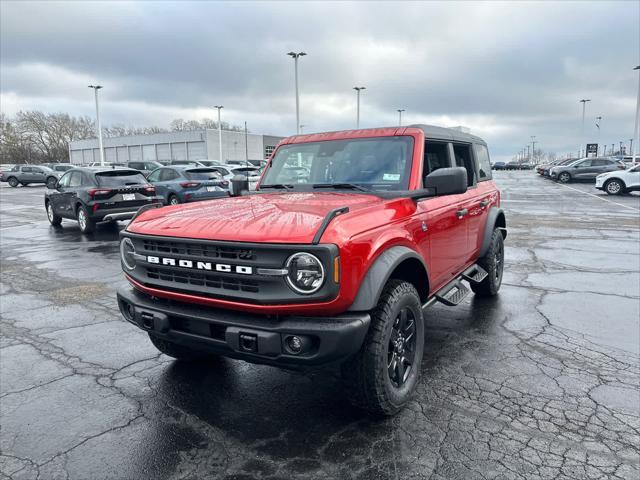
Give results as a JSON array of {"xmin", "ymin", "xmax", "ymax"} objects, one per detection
[{"xmin": 407, "ymin": 124, "xmax": 487, "ymax": 145}]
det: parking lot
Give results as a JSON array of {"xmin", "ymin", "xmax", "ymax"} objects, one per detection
[{"xmin": 1, "ymin": 171, "xmax": 638, "ymax": 479}]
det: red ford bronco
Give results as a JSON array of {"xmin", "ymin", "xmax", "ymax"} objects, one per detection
[{"xmin": 117, "ymin": 125, "xmax": 506, "ymax": 415}]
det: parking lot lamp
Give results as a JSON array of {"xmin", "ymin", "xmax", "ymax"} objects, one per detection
[
  {"xmin": 287, "ymin": 52, "xmax": 306, "ymax": 134},
  {"xmin": 397, "ymin": 109, "xmax": 405, "ymax": 126},
  {"xmin": 632, "ymin": 66, "xmax": 640, "ymax": 164},
  {"xmin": 579, "ymin": 99, "xmax": 591, "ymax": 157},
  {"xmin": 88, "ymin": 85, "xmax": 105, "ymax": 166},
  {"xmin": 354, "ymin": 87, "xmax": 366, "ymax": 128},
  {"xmin": 214, "ymin": 106, "xmax": 224, "ymax": 161}
]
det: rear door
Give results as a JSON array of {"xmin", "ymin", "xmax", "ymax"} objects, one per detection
[
  {"xmin": 61, "ymin": 171, "xmax": 84, "ymax": 216},
  {"xmin": 572, "ymin": 159, "xmax": 594, "ymax": 179},
  {"xmin": 31, "ymin": 167, "xmax": 47, "ymax": 184},
  {"xmin": 468, "ymin": 144, "xmax": 498, "ymax": 259},
  {"xmin": 49, "ymin": 171, "xmax": 73, "ymax": 217}
]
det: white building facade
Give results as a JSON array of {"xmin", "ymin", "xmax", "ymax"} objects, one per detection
[{"xmin": 68, "ymin": 129, "xmax": 284, "ymax": 165}]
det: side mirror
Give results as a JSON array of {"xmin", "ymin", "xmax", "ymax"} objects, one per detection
[
  {"xmin": 424, "ymin": 167, "xmax": 468, "ymax": 196},
  {"xmin": 47, "ymin": 180, "xmax": 58, "ymax": 190},
  {"xmin": 229, "ymin": 174, "xmax": 249, "ymax": 197}
]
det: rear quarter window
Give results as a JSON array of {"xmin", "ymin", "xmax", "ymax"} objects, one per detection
[{"xmin": 475, "ymin": 144, "xmax": 492, "ymax": 181}]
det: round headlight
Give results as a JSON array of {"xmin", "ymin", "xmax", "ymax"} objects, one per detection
[
  {"xmin": 285, "ymin": 252, "xmax": 325, "ymax": 294},
  {"xmin": 120, "ymin": 237, "xmax": 136, "ymax": 271}
]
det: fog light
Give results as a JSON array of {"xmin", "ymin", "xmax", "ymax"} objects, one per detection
[{"xmin": 287, "ymin": 336, "xmax": 303, "ymax": 354}]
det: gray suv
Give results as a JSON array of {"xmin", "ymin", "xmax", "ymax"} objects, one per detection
[
  {"xmin": 551, "ymin": 157, "xmax": 624, "ymax": 183},
  {"xmin": 2, "ymin": 165, "xmax": 58, "ymax": 188}
]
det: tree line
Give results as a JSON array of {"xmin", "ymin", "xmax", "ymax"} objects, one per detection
[{"xmin": 0, "ymin": 111, "xmax": 244, "ymax": 165}]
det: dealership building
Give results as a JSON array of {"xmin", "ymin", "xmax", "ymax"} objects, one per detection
[{"xmin": 68, "ymin": 129, "xmax": 285, "ymax": 165}]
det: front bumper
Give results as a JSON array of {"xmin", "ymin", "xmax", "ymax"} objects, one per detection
[{"xmin": 117, "ymin": 286, "xmax": 370, "ymax": 367}]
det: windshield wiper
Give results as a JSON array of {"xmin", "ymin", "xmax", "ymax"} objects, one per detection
[
  {"xmin": 260, "ymin": 183, "xmax": 294, "ymax": 190},
  {"xmin": 312, "ymin": 183, "xmax": 370, "ymax": 192}
]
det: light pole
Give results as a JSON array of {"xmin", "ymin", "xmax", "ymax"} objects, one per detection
[
  {"xmin": 214, "ymin": 105, "xmax": 224, "ymax": 161},
  {"xmin": 397, "ymin": 109, "xmax": 405, "ymax": 126},
  {"xmin": 354, "ymin": 86, "xmax": 366, "ymax": 128},
  {"xmin": 579, "ymin": 99, "xmax": 591, "ymax": 157},
  {"xmin": 530, "ymin": 136, "xmax": 537, "ymax": 164},
  {"xmin": 287, "ymin": 52, "xmax": 306, "ymax": 134},
  {"xmin": 299, "ymin": 125, "xmax": 306, "ymax": 134},
  {"xmin": 632, "ymin": 66, "xmax": 640, "ymax": 163},
  {"xmin": 88, "ymin": 85, "xmax": 105, "ymax": 166},
  {"xmin": 595, "ymin": 116, "xmax": 602, "ymax": 155}
]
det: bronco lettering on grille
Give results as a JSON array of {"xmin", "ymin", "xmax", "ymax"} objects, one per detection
[{"xmin": 146, "ymin": 256, "xmax": 253, "ymax": 274}]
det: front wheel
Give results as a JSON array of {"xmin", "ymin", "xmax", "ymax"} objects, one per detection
[
  {"xmin": 76, "ymin": 205, "xmax": 95, "ymax": 233},
  {"xmin": 471, "ymin": 228, "xmax": 504, "ymax": 297},
  {"xmin": 604, "ymin": 179, "xmax": 624, "ymax": 195},
  {"xmin": 342, "ymin": 280, "xmax": 425, "ymax": 416},
  {"xmin": 46, "ymin": 202, "xmax": 62, "ymax": 226},
  {"xmin": 558, "ymin": 172, "xmax": 571, "ymax": 183}
]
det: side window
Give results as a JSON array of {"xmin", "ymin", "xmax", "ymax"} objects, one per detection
[
  {"xmin": 22, "ymin": 167, "xmax": 32, "ymax": 173},
  {"xmin": 32, "ymin": 167, "xmax": 43, "ymax": 174},
  {"xmin": 592, "ymin": 159, "xmax": 608, "ymax": 166},
  {"xmin": 423, "ymin": 141, "xmax": 450, "ymax": 177},
  {"xmin": 68, "ymin": 171, "xmax": 83, "ymax": 187},
  {"xmin": 129, "ymin": 162, "xmax": 142, "ymax": 170},
  {"xmin": 475, "ymin": 144, "xmax": 492, "ymax": 181},
  {"xmin": 160, "ymin": 169, "xmax": 179, "ymax": 181},
  {"xmin": 577, "ymin": 159, "xmax": 592, "ymax": 167},
  {"xmin": 147, "ymin": 169, "xmax": 161, "ymax": 182},
  {"xmin": 58, "ymin": 172, "xmax": 72, "ymax": 187},
  {"xmin": 453, "ymin": 143, "xmax": 476, "ymax": 187}
]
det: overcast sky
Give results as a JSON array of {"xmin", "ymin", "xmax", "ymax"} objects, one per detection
[{"xmin": 1, "ymin": 0, "xmax": 638, "ymax": 161}]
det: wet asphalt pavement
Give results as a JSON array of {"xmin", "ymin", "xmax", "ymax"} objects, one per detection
[{"xmin": 1, "ymin": 171, "xmax": 639, "ymax": 480}]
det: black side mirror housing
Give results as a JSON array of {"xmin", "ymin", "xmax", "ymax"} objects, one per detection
[
  {"xmin": 424, "ymin": 167, "xmax": 468, "ymax": 196},
  {"xmin": 46, "ymin": 181, "xmax": 58, "ymax": 190},
  {"xmin": 229, "ymin": 174, "xmax": 249, "ymax": 197}
]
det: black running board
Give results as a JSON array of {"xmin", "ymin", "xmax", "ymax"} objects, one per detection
[{"xmin": 424, "ymin": 264, "xmax": 488, "ymax": 308}]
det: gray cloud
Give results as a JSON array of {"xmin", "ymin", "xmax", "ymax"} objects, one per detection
[{"xmin": 1, "ymin": 0, "xmax": 638, "ymax": 160}]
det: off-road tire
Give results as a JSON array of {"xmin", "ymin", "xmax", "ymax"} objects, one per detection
[
  {"xmin": 168, "ymin": 194, "xmax": 180, "ymax": 206},
  {"xmin": 471, "ymin": 228, "xmax": 504, "ymax": 297},
  {"xmin": 342, "ymin": 279, "xmax": 425, "ymax": 416},
  {"xmin": 148, "ymin": 333, "xmax": 212, "ymax": 361},
  {"xmin": 45, "ymin": 201, "xmax": 62, "ymax": 226},
  {"xmin": 604, "ymin": 179, "xmax": 624, "ymax": 195},
  {"xmin": 7, "ymin": 177, "xmax": 18, "ymax": 187},
  {"xmin": 76, "ymin": 204, "xmax": 95, "ymax": 233},
  {"xmin": 558, "ymin": 172, "xmax": 571, "ymax": 183}
]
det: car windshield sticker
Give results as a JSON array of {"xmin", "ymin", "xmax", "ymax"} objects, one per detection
[{"xmin": 383, "ymin": 173, "xmax": 400, "ymax": 181}]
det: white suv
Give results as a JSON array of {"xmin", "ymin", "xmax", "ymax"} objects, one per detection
[{"xmin": 595, "ymin": 164, "xmax": 640, "ymax": 195}]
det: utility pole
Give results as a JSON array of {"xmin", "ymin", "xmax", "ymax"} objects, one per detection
[
  {"xmin": 579, "ymin": 99, "xmax": 591, "ymax": 158},
  {"xmin": 287, "ymin": 52, "xmax": 306, "ymax": 134},
  {"xmin": 244, "ymin": 121, "xmax": 249, "ymax": 167},
  {"xmin": 527, "ymin": 145, "xmax": 530, "ymax": 163},
  {"xmin": 214, "ymin": 106, "xmax": 224, "ymax": 162},
  {"xmin": 632, "ymin": 66, "xmax": 640, "ymax": 164},
  {"xmin": 88, "ymin": 85, "xmax": 105, "ymax": 166},
  {"xmin": 353, "ymin": 86, "xmax": 366, "ymax": 128},
  {"xmin": 397, "ymin": 109, "xmax": 405, "ymax": 126}
]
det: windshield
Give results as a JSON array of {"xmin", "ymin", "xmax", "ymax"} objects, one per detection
[
  {"xmin": 96, "ymin": 171, "xmax": 147, "ymax": 186},
  {"xmin": 261, "ymin": 136, "xmax": 413, "ymax": 190}
]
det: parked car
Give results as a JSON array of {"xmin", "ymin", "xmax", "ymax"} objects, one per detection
[
  {"xmin": 595, "ymin": 164, "xmax": 640, "ymax": 195},
  {"xmin": 225, "ymin": 159, "xmax": 267, "ymax": 168},
  {"xmin": 146, "ymin": 166, "xmax": 229, "ymax": 205},
  {"xmin": 538, "ymin": 158, "xmax": 575, "ymax": 176},
  {"xmin": 197, "ymin": 160, "xmax": 224, "ymax": 167},
  {"xmin": 2, "ymin": 165, "xmax": 58, "ymax": 187},
  {"xmin": 227, "ymin": 166, "xmax": 262, "ymax": 190},
  {"xmin": 492, "ymin": 161, "xmax": 507, "ymax": 170},
  {"xmin": 168, "ymin": 160, "xmax": 205, "ymax": 167},
  {"xmin": 44, "ymin": 167, "xmax": 161, "ymax": 233},
  {"xmin": 125, "ymin": 161, "xmax": 163, "ymax": 177},
  {"xmin": 116, "ymin": 124, "xmax": 507, "ymax": 415},
  {"xmin": 551, "ymin": 157, "xmax": 625, "ymax": 183}
]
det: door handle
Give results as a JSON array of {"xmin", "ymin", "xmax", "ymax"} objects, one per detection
[
  {"xmin": 479, "ymin": 199, "xmax": 490, "ymax": 208},
  {"xmin": 456, "ymin": 208, "xmax": 468, "ymax": 218}
]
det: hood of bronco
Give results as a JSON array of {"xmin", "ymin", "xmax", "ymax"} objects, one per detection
[{"xmin": 127, "ymin": 192, "xmax": 384, "ymax": 243}]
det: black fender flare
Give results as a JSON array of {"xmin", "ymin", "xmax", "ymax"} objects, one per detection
[
  {"xmin": 479, "ymin": 207, "xmax": 507, "ymax": 257},
  {"xmin": 348, "ymin": 246, "xmax": 427, "ymax": 312}
]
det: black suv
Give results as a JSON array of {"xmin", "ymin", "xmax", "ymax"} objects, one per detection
[{"xmin": 45, "ymin": 167, "xmax": 162, "ymax": 233}]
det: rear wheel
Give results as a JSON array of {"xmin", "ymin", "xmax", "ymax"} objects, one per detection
[
  {"xmin": 471, "ymin": 228, "xmax": 504, "ymax": 297},
  {"xmin": 558, "ymin": 172, "xmax": 571, "ymax": 183},
  {"xmin": 76, "ymin": 205, "xmax": 95, "ymax": 233},
  {"xmin": 342, "ymin": 280, "xmax": 424, "ymax": 416},
  {"xmin": 7, "ymin": 177, "xmax": 18, "ymax": 187},
  {"xmin": 46, "ymin": 201, "xmax": 62, "ymax": 226},
  {"xmin": 604, "ymin": 179, "xmax": 624, "ymax": 195},
  {"xmin": 148, "ymin": 333, "xmax": 212, "ymax": 361},
  {"xmin": 168, "ymin": 194, "xmax": 180, "ymax": 205}
]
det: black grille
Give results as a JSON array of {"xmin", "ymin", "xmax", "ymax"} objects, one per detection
[
  {"xmin": 146, "ymin": 266, "xmax": 259, "ymax": 293},
  {"xmin": 142, "ymin": 239, "xmax": 256, "ymax": 261}
]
